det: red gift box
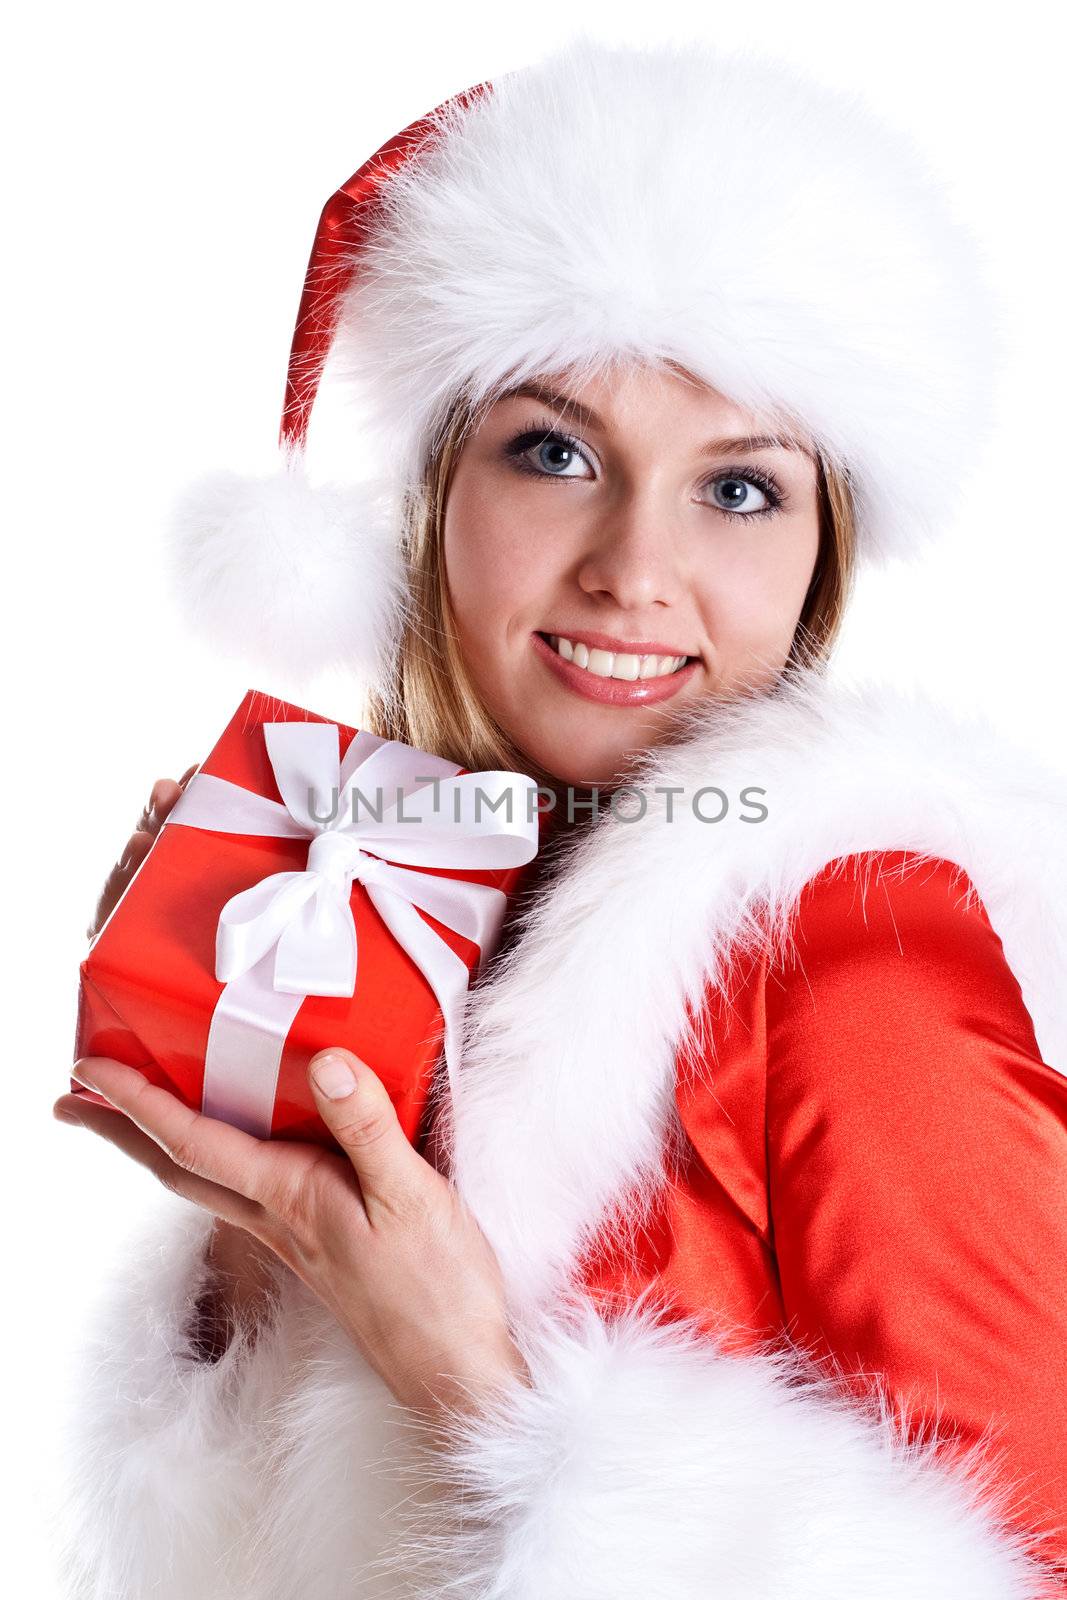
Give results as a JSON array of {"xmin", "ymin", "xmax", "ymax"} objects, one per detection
[{"xmin": 73, "ymin": 689, "xmax": 545, "ymax": 1150}]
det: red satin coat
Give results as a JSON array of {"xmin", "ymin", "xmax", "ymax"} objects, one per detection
[{"xmin": 576, "ymin": 849, "xmax": 1067, "ymax": 1573}]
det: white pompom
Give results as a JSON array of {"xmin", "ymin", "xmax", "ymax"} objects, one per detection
[{"xmin": 165, "ymin": 461, "xmax": 407, "ymax": 685}]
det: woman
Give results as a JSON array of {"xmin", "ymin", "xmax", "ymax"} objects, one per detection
[{"xmin": 54, "ymin": 36, "xmax": 1067, "ymax": 1599}]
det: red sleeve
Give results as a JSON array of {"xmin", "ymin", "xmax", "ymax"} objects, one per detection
[{"xmin": 764, "ymin": 850, "xmax": 1067, "ymax": 1572}]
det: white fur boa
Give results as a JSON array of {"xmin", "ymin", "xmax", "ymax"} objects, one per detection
[{"xmin": 54, "ymin": 671, "xmax": 1067, "ymax": 1598}]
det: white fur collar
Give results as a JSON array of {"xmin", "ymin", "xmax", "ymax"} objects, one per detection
[{"xmin": 445, "ymin": 667, "xmax": 1067, "ymax": 1305}]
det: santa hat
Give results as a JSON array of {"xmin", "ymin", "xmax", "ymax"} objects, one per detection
[{"xmin": 169, "ymin": 35, "xmax": 1001, "ymax": 687}]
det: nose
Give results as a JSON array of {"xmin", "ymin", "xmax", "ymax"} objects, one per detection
[{"xmin": 575, "ymin": 487, "xmax": 686, "ymax": 612}]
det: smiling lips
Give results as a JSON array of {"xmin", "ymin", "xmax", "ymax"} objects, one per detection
[{"xmin": 532, "ymin": 631, "xmax": 700, "ymax": 706}]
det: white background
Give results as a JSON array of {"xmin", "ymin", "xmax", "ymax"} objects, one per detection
[{"xmin": 5, "ymin": 1, "xmax": 1064, "ymax": 1589}]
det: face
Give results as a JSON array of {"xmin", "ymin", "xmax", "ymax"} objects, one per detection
[{"xmin": 443, "ymin": 363, "xmax": 822, "ymax": 789}]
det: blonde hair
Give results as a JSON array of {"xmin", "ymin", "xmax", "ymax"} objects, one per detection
[{"xmin": 363, "ymin": 384, "xmax": 857, "ymax": 793}]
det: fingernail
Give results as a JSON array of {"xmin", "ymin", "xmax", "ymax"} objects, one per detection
[
  {"xmin": 56, "ymin": 1109, "xmax": 83, "ymax": 1126},
  {"xmin": 311, "ymin": 1052, "xmax": 357, "ymax": 1100},
  {"xmin": 149, "ymin": 779, "xmax": 166, "ymax": 810}
]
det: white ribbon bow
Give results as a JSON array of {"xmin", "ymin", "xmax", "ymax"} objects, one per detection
[{"xmin": 164, "ymin": 720, "xmax": 540, "ymax": 1137}]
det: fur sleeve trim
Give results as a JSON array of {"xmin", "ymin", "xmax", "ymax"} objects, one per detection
[
  {"xmin": 388, "ymin": 1296, "xmax": 1062, "ymax": 1599},
  {"xmin": 49, "ymin": 1192, "xmax": 294, "ymax": 1598}
]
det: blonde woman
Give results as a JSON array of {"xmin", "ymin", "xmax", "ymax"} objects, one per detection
[{"xmin": 55, "ymin": 37, "xmax": 1067, "ymax": 1599}]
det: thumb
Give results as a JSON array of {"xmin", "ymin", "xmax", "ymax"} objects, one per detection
[{"xmin": 308, "ymin": 1049, "xmax": 421, "ymax": 1207}]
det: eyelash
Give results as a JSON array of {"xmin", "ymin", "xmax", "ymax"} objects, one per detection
[{"xmin": 502, "ymin": 416, "xmax": 787, "ymax": 521}]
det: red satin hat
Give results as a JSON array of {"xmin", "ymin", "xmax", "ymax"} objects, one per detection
[{"xmin": 280, "ymin": 81, "xmax": 492, "ymax": 455}]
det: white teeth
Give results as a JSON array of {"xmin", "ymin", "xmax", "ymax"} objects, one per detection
[{"xmin": 547, "ymin": 635, "xmax": 690, "ymax": 680}]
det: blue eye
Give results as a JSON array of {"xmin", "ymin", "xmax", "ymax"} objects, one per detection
[
  {"xmin": 503, "ymin": 420, "xmax": 594, "ymax": 479},
  {"xmin": 708, "ymin": 477, "xmax": 769, "ymax": 514},
  {"xmin": 702, "ymin": 467, "xmax": 785, "ymax": 521}
]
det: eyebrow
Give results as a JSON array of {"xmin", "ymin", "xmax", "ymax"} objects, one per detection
[{"xmin": 501, "ymin": 381, "xmax": 814, "ymax": 460}]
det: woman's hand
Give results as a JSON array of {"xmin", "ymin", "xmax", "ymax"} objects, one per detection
[
  {"xmin": 53, "ymin": 1049, "xmax": 530, "ymax": 1428},
  {"xmin": 88, "ymin": 766, "xmax": 199, "ymax": 941},
  {"xmin": 84, "ymin": 765, "xmax": 281, "ymax": 1358}
]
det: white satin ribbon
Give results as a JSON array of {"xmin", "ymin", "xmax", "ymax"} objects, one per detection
[{"xmin": 163, "ymin": 720, "xmax": 540, "ymax": 1137}]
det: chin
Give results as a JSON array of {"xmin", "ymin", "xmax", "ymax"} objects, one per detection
[
  {"xmin": 505, "ymin": 686, "xmax": 707, "ymax": 792},
  {"xmin": 524, "ymin": 735, "xmax": 657, "ymax": 795}
]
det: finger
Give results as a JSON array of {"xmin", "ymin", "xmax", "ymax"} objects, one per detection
[
  {"xmin": 120, "ymin": 828, "xmax": 154, "ymax": 868},
  {"xmin": 151, "ymin": 778, "xmax": 186, "ymax": 825},
  {"xmin": 70, "ymin": 1058, "xmax": 279, "ymax": 1210},
  {"xmin": 134, "ymin": 781, "xmax": 162, "ymax": 833},
  {"xmin": 139, "ymin": 771, "xmax": 196, "ymax": 838},
  {"xmin": 53, "ymin": 1092, "xmax": 265, "ymax": 1233},
  {"xmin": 179, "ymin": 762, "xmax": 199, "ymax": 788},
  {"xmin": 87, "ymin": 831, "xmax": 153, "ymax": 941},
  {"xmin": 138, "ymin": 778, "xmax": 182, "ymax": 837},
  {"xmin": 308, "ymin": 1050, "xmax": 425, "ymax": 1221}
]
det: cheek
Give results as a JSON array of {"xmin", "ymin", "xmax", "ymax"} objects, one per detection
[
  {"xmin": 697, "ymin": 523, "xmax": 820, "ymax": 651},
  {"xmin": 443, "ymin": 478, "xmax": 551, "ymax": 660}
]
